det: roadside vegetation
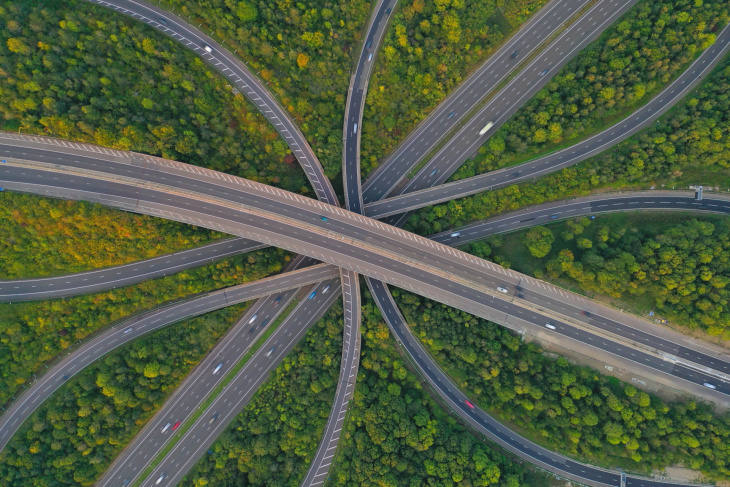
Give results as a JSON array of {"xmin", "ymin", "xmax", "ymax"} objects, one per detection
[
  {"xmin": 0, "ymin": 305, "xmax": 246, "ymax": 487},
  {"xmin": 360, "ymin": 0, "xmax": 548, "ymax": 177},
  {"xmin": 393, "ymin": 288, "xmax": 730, "ymax": 479},
  {"xmin": 159, "ymin": 0, "xmax": 371, "ymax": 179},
  {"xmin": 0, "ymin": 247, "xmax": 290, "ymax": 405},
  {"xmin": 404, "ymin": 50, "xmax": 730, "ymax": 235},
  {"xmin": 330, "ymin": 288, "xmax": 551, "ymax": 486},
  {"xmin": 180, "ymin": 301, "xmax": 344, "ymax": 486},
  {"xmin": 0, "ymin": 193, "xmax": 224, "ymax": 279},
  {"xmin": 473, "ymin": 214, "xmax": 730, "ymax": 338},
  {"xmin": 0, "ymin": 0, "xmax": 309, "ymax": 193},
  {"xmin": 453, "ymin": 0, "xmax": 730, "ymax": 180}
]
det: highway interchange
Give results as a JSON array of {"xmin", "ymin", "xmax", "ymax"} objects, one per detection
[{"xmin": 1, "ymin": 0, "xmax": 729, "ymax": 486}]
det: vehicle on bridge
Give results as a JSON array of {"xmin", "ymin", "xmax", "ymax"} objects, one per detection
[{"xmin": 479, "ymin": 122, "xmax": 494, "ymax": 135}]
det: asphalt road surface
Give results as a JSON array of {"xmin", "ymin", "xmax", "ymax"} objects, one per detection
[
  {"xmin": 360, "ymin": 0, "xmax": 589, "ymax": 203},
  {"xmin": 300, "ymin": 269, "xmax": 361, "ymax": 487},
  {"xmin": 0, "ymin": 238, "xmax": 264, "ymax": 302},
  {"xmin": 2, "ymin": 158, "xmax": 729, "ymax": 387},
  {"xmin": 85, "ymin": 0, "xmax": 339, "ymax": 207},
  {"xmin": 367, "ymin": 278, "xmax": 711, "ymax": 487},
  {"xmin": 139, "ymin": 280, "xmax": 342, "ymax": 487},
  {"xmin": 364, "ymin": 22, "xmax": 730, "ymax": 219},
  {"xmin": 0, "ymin": 262, "xmax": 336, "ymax": 452}
]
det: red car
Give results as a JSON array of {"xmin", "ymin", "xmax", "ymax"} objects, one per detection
[
  {"xmin": 172, "ymin": 420, "xmax": 182, "ymax": 431},
  {"xmin": 465, "ymin": 400, "xmax": 475, "ymax": 409}
]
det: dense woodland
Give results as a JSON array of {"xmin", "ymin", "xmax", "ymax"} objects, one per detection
[
  {"xmin": 162, "ymin": 0, "xmax": 371, "ymax": 179},
  {"xmin": 330, "ymin": 288, "xmax": 543, "ymax": 486},
  {"xmin": 0, "ymin": 305, "xmax": 246, "ymax": 486},
  {"xmin": 0, "ymin": 247, "xmax": 290, "ymax": 405},
  {"xmin": 479, "ymin": 215, "xmax": 730, "ymax": 338},
  {"xmin": 181, "ymin": 301, "xmax": 345, "ymax": 487},
  {"xmin": 404, "ymin": 49, "xmax": 730, "ymax": 234},
  {"xmin": 394, "ymin": 288, "xmax": 730, "ymax": 479},
  {"xmin": 0, "ymin": 0, "xmax": 309, "ymax": 193},
  {"xmin": 360, "ymin": 0, "xmax": 548, "ymax": 177},
  {"xmin": 453, "ymin": 0, "xmax": 730, "ymax": 179},
  {"xmin": 0, "ymin": 194, "xmax": 223, "ymax": 279}
]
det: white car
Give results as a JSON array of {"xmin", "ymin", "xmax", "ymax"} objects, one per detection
[
  {"xmin": 123, "ymin": 327, "xmax": 133, "ymax": 334},
  {"xmin": 160, "ymin": 422, "xmax": 171, "ymax": 434},
  {"xmin": 203, "ymin": 44, "xmax": 212, "ymax": 53},
  {"xmin": 496, "ymin": 287, "xmax": 509, "ymax": 294},
  {"xmin": 703, "ymin": 382, "xmax": 717, "ymax": 390},
  {"xmin": 450, "ymin": 232, "xmax": 461, "ymax": 238},
  {"xmin": 323, "ymin": 285, "xmax": 331, "ymax": 294},
  {"xmin": 248, "ymin": 314, "xmax": 258, "ymax": 325},
  {"xmin": 544, "ymin": 323, "xmax": 556, "ymax": 330},
  {"xmin": 155, "ymin": 474, "xmax": 166, "ymax": 485},
  {"xmin": 213, "ymin": 362, "xmax": 223, "ymax": 374},
  {"xmin": 265, "ymin": 347, "xmax": 275, "ymax": 358}
]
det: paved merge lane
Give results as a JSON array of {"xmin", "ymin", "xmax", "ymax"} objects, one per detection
[
  {"xmin": 0, "ymin": 238, "xmax": 264, "ymax": 302},
  {"xmin": 364, "ymin": 23, "xmax": 730, "ymax": 219},
  {"xmin": 0, "ymin": 262, "xmax": 337, "ymax": 453},
  {"xmin": 360, "ymin": 0, "xmax": 587, "ymax": 203},
  {"xmin": 85, "ymin": 0, "xmax": 339, "ymax": 207}
]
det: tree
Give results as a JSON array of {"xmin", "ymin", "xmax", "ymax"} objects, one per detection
[{"xmin": 523, "ymin": 226, "xmax": 555, "ymax": 258}]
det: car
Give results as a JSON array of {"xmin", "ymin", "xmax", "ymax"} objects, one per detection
[
  {"xmin": 207, "ymin": 449, "xmax": 214, "ymax": 455},
  {"xmin": 320, "ymin": 216, "xmax": 328, "ymax": 222},
  {"xmin": 510, "ymin": 50, "xmax": 519, "ymax": 59},
  {"xmin": 158, "ymin": 17, "xmax": 168, "ymax": 25},
  {"xmin": 1, "ymin": 160, "xmax": 6, "ymax": 163},
  {"xmin": 544, "ymin": 323, "xmax": 556, "ymax": 330},
  {"xmin": 511, "ymin": 171, "xmax": 521, "ymax": 178},
  {"xmin": 582, "ymin": 311, "xmax": 591, "ymax": 317},
  {"xmin": 248, "ymin": 325, "xmax": 257, "ymax": 334},
  {"xmin": 248, "ymin": 314, "xmax": 258, "ymax": 324},
  {"xmin": 429, "ymin": 169, "xmax": 438, "ymax": 176},
  {"xmin": 366, "ymin": 40, "xmax": 372, "ymax": 48},
  {"xmin": 172, "ymin": 420, "xmax": 182, "ymax": 431},
  {"xmin": 496, "ymin": 287, "xmax": 509, "ymax": 294},
  {"xmin": 447, "ymin": 111, "xmax": 456, "ymax": 119},
  {"xmin": 353, "ymin": 122, "xmax": 358, "ymax": 134},
  {"xmin": 208, "ymin": 412, "xmax": 220, "ymax": 424},
  {"xmin": 155, "ymin": 474, "xmax": 166, "ymax": 485},
  {"xmin": 274, "ymin": 296, "xmax": 282, "ymax": 306},
  {"xmin": 590, "ymin": 215, "xmax": 596, "ymax": 219},
  {"xmin": 465, "ymin": 400, "xmax": 475, "ymax": 409},
  {"xmin": 123, "ymin": 327, "xmax": 133, "ymax": 334},
  {"xmin": 160, "ymin": 422, "xmax": 171, "ymax": 433},
  {"xmin": 265, "ymin": 347, "xmax": 276, "ymax": 358},
  {"xmin": 539, "ymin": 69, "xmax": 549, "ymax": 76},
  {"xmin": 261, "ymin": 318, "xmax": 269, "ymax": 326},
  {"xmin": 703, "ymin": 382, "xmax": 717, "ymax": 390},
  {"xmin": 62, "ymin": 374, "xmax": 70, "ymax": 381},
  {"xmin": 323, "ymin": 285, "xmax": 331, "ymax": 294},
  {"xmin": 203, "ymin": 44, "xmax": 213, "ymax": 53},
  {"xmin": 550, "ymin": 214, "xmax": 560, "ymax": 219},
  {"xmin": 368, "ymin": 53, "xmax": 373, "ymax": 61},
  {"xmin": 450, "ymin": 232, "xmax": 461, "ymax": 238},
  {"xmin": 213, "ymin": 362, "xmax": 224, "ymax": 374},
  {"xmin": 308, "ymin": 291, "xmax": 317, "ymax": 300},
  {"xmin": 122, "ymin": 479, "xmax": 131, "ymax": 486},
  {"xmin": 385, "ymin": 7, "xmax": 392, "ymax": 14}
]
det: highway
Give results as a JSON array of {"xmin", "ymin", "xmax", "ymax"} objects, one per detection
[
  {"xmin": 85, "ymin": 0, "xmax": 339, "ymax": 207},
  {"xmin": 138, "ymin": 280, "xmax": 342, "ymax": 487},
  {"xmin": 360, "ymin": 0, "xmax": 589, "ymax": 203},
  {"xmin": 0, "ymin": 238, "xmax": 264, "ymax": 302},
  {"xmin": 0, "ymin": 262, "xmax": 337, "ymax": 452},
  {"xmin": 3, "ymin": 153, "xmax": 729, "ymax": 397},
  {"xmin": 364, "ymin": 22, "xmax": 730, "ymax": 219},
  {"xmin": 300, "ymin": 269, "xmax": 361, "ymax": 487},
  {"xmin": 367, "ymin": 278, "xmax": 709, "ymax": 487},
  {"xmin": 431, "ymin": 191, "xmax": 730, "ymax": 246}
]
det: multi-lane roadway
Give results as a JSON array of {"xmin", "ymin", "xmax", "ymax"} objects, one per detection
[
  {"xmin": 0, "ymin": 238, "xmax": 264, "ymax": 302},
  {"xmin": 0, "ymin": 261, "xmax": 337, "ymax": 452},
  {"xmin": 364, "ymin": 22, "xmax": 730, "ymax": 219}
]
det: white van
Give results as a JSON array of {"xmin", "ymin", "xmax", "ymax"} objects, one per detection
[
  {"xmin": 544, "ymin": 323, "xmax": 556, "ymax": 330},
  {"xmin": 160, "ymin": 422, "xmax": 171, "ymax": 434},
  {"xmin": 450, "ymin": 232, "xmax": 461, "ymax": 238},
  {"xmin": 213, "ymin": 362, "xmax": 223, "ymax": 374},
  {"xmin": 248, "ymin": 314, "xmax": 258, "ymax": 325},
  {"xmin": 353, "ymin": 123, "xmax": 358, "ymax": 134}
]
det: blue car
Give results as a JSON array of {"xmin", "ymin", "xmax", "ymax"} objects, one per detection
[
  {"xmin": 320, "ymin": 216, "xmax": 328, "ymax": 222},
  {"xmin": 308, "ymin": 291, "xmax": 317, "ymax": 300}
]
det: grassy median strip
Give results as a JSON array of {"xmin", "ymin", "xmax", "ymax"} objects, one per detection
[{"xmin": 130, "ymin": 299, "xmax": 299, "ymax": 487}]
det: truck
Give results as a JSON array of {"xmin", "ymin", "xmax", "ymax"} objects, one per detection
[{"xmin": 479, "ymin": 122, "xmax": 494, "ymax": 135}]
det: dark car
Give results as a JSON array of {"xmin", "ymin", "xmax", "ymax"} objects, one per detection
[
  {"xmin": 539, "ymin": 69, "xmax": 549, "ymax": 76},
  {"xmin": 510, "ymin": 50, "xmax": 519, "ymax": 59},
  {"xmin": 158, "ymin": 17, "xmax": 168, "ymax": 25}
]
